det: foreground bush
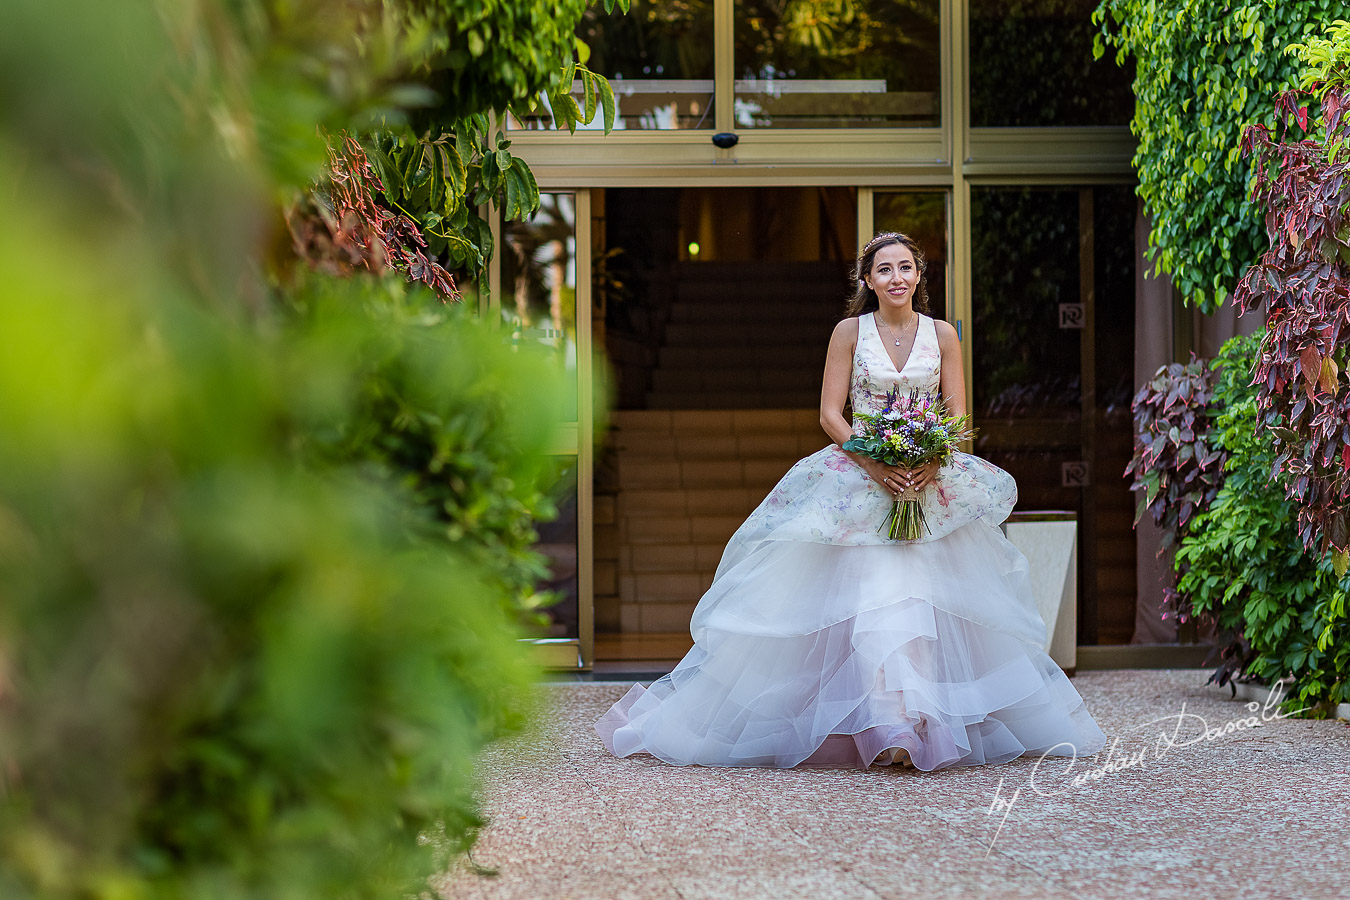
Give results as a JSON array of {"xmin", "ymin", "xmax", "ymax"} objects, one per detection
[
  {"xmin": 0, "ymin": 239, "xmax": 564, "ymax": 897},
  {"xmin": 0, "ymin": 0, "xmax": 592, "ymax": 895}
]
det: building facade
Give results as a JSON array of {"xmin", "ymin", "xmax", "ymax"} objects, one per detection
[{"xmin": 484, "ymin": 0, "xmax": 1198, "ymax": 670}]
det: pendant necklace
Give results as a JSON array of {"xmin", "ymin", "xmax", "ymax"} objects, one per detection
[{"xmin": 877, "ymin": 311, "xmax": 918, "ymax": 347}]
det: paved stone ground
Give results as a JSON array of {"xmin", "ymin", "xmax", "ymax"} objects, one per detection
[{"xmin": 436, "ymin": 669, "xmax": 1350, "ymax": 900}]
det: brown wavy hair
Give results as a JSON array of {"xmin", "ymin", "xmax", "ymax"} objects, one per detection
[{"xmin": 844, "ymin": 231, "xmax": 929, "ymax": 318}]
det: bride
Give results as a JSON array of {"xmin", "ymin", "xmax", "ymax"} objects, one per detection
[{"xmin": 594, "ymin": 231, "xmax": 1108, "ymax": 771}]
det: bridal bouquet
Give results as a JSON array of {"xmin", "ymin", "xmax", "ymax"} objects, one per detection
[{"xmin": 842, "ymin": 387, "xmax": 976, "ymax": 540}]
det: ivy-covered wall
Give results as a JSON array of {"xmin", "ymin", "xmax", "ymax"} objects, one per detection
[{"xmin": 1094, "ymin": 0, "xmax": 1343, "ymax": 312}]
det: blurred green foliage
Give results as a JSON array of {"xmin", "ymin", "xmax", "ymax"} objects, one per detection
[
  {"xmin": 334, "ymin": 1, "xmax": 622, "ymax": 289},
  {"xmin": 0, "ymin": 0, "xmax": 608, "ymax": 896},
  {"xmin": 1094, "ymin": 0, "xmax": 1342, "ymax": 312},
  {"xmin": 301, "ymin": 282, "xmax": 576, "ymax": 616},
  {"xmin": 1174, "ymin": 334, "xmax": 1350, "ymax": 715}
]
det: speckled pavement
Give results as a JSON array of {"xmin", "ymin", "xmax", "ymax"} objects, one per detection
[{"xmin": 436, "ymin": 669, "xmax": 1350, "ymax": 900}]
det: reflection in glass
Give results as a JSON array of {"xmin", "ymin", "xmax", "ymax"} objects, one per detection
[
  {"xmin": 971, "ymin": 185, "xmax": 1138, "ymax": 643},
  {"xmin": 873, "ymin": 192, "xmax": 948, "ymax": 320},
  {"xmin": 970, "ymin": 0, "xmax": 1134, "ymax": 127},
  {"xmin": 510, "ymin": 0, "xmax": 715, "ymax": 130},
  {"xmin": 734, "ymin": 0, "xmax": 940, "ymax": 129},
  {"xmin": 598, "ymin": 186, "xmax": 856, "ymax": 410},
  {"xmin": 533, "ymin": 457, "xmax": 580, "ymax": 639},
  {"xmin": 973, "ymin": 188, "xmax": 1081, "ymax": 428},
  {"xmin": 502, "ymin": 193, "xmax": 579, "ymax": 421}
]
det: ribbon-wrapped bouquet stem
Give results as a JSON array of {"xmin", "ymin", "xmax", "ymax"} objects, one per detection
[{"xmin": 842, "ymin": 387, "xmax": 976, "ymax": 541}]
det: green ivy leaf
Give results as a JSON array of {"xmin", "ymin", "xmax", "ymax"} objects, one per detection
[
  {"xmin": 580, "ymin": 69, "xmax": 597, "ymax": 124},
  {"xmin": 429, "ymin": 141, "xmax": 446, "ymax": 212},
  {"xmin": 503, "ymin": 164, "xmax": 525, "ymax": 220},
  {"xmin": 365, "ymin": 142, "xmax": 403, "ymax": 198},
  {"xmin": 480, "ymin": 151, "xmax": 500, "ymax": 194},
  {"xmin": 598, "ymin": 75, "xmax": 616, "ymax": 133},
  {"xmin": 400, "ymin": 143, "xmax": 423, "ymax": 195},
  {"xmin": 510, "ymin": 157, "xmax": 540, "ymax": 218},
  {"xmin": 439, "ymin": 142, "xmax": 467, "ymax": 201}
]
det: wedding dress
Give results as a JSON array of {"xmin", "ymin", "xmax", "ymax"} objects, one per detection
[{"xmin": 594, "ymin": 311, "xmax": 1108, "ymax": 771}]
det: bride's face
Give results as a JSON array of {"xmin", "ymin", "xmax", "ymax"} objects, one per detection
[{"xmin": 865, "ymin": 244, "xmax": 920, "ymax": 308}]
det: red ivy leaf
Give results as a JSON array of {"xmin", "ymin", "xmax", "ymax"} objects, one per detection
[{"xmin": 1301, "ymin": 345, "xmax": 1323, "ymax": 387}]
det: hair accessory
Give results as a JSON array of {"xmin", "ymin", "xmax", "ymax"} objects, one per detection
[{"xmin": 861, "ymin": 232, "xmax": 904, "ymax": 255}]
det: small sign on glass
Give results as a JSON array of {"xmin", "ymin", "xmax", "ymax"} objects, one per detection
[
  {"xmin": 1061, "ymin": 461, "xmax": 1090, "ymax": 487},
  {"xmin": 1059, "ymin": 303, "xmax": 1085, "ymax": 329}
]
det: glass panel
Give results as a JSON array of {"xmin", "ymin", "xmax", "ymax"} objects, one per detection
[
  {"xmin": 972, "ymin": 188, "xmax": 1081, "ymax": 433},
  {"xmin": 1091, "ymin": 185, "xmax": 1141, "ymax": 645},
  {"xmin": 502, "ymin": 193, "xmax": 579, "ymax": 422},
  {"xmin": 596, "ymin": 186, "xmax": 856, "ymax": 411},
  {"xmin": 873, "ymin": 191, "xmax": 949, "ymax": 321},
  {"xmin": 534, "ymin": 457, "xmax": 580, "ymax": 639},
  {"xmin": 734, "ymin": 0, "xmax": 941, "ymax": 129},
  {"xmin": 970, "ymin": 0, "xmax": 1135, "ymax": 127},
  {"xmin": 509, "ymin": 0, "xmax": 715, "ymax": 130},
  {"xmin": 971, "ymin": 185, "xmax": 1138, "ymax": 644},
  {"xmin": 591, "ymin": 186, "xmax": 857, "ymax": 642}
]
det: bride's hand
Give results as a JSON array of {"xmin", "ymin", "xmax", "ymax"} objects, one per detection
[
  {"xmin": 898, "ymin": 460, "xmax": 941, "ymax": 492},
  {"xmin": 865, "ymin": 461, "xmax": 907, "ymax": 495}
]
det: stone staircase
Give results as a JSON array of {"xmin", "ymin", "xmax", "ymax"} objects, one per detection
[
  {"xmin": 645, "ymin": 260, "xmax": 848, "ymax": 409},
  {"xmin": 597, "ymin": 408, "xmax": 831, "ymax": 634}
]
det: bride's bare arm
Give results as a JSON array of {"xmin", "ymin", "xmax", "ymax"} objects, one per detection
[
  {"xmin": 819, "ymin": 318, "xmax": 860, "ymax": 449},
  {"xmin": 935, "ymin": 319, "xmax": 966, "ymax": 418}
]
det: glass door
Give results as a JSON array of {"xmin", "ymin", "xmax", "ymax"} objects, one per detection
[
  {"xmin": 494, "ymin": 190, "xmax": 596, "ymax": 669},
  {"xmin": 969, "ymin": 184, "xmax": 1138, "ymax": 644}
]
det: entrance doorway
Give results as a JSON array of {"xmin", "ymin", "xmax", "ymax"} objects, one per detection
[
  {"xmin": 591, "ymin": 186, "xmax": 858, "ymax": 659},
  {"xmin": 506, "ymin": 182, "xmax": 1140, "ymax": 667}
]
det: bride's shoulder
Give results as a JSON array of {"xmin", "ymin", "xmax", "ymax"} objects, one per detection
[
  {"xmin": 829, "ymin": 315, "xmax": 862, "ymax": 346},
  {"xmin": 931, "ymin": 317, "xmax": 961, "ymax": 356},
  {"xmin": 931, "ymin": 317, "xmax": 957, "ymax": 340}
]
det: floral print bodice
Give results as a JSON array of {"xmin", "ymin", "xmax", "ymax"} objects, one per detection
[
  {"xmin": 721, "ymin": 308, "xmax": 1018, "ymax": 547},
  {"xmin": 851, "ymin": 312, "xmax": 943, "ymax": 431}
]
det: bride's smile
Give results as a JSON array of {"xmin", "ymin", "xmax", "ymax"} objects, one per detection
[{"xmin": 866, "ymin": 243, "xmax": 922, "ymax": 318}]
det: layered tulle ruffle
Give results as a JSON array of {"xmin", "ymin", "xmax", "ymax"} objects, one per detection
[{"xmin": 594, "ymin": 520, "xmax": 1107, "ymax": 771}]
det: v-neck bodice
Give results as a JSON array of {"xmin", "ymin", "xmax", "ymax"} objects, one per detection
[{"xmin": 850, "ymin": 311, "xmax": 942, "ymax": 429}]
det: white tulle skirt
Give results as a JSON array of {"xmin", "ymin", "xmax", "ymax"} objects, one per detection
[{"xmin": 594, "ymin": 445, "xmax": 1108, "ymax": 771}]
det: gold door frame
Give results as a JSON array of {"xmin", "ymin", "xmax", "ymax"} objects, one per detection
[{"xmin": 486, "ymin": 191, "xmax": 597, "ymax": 671}]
